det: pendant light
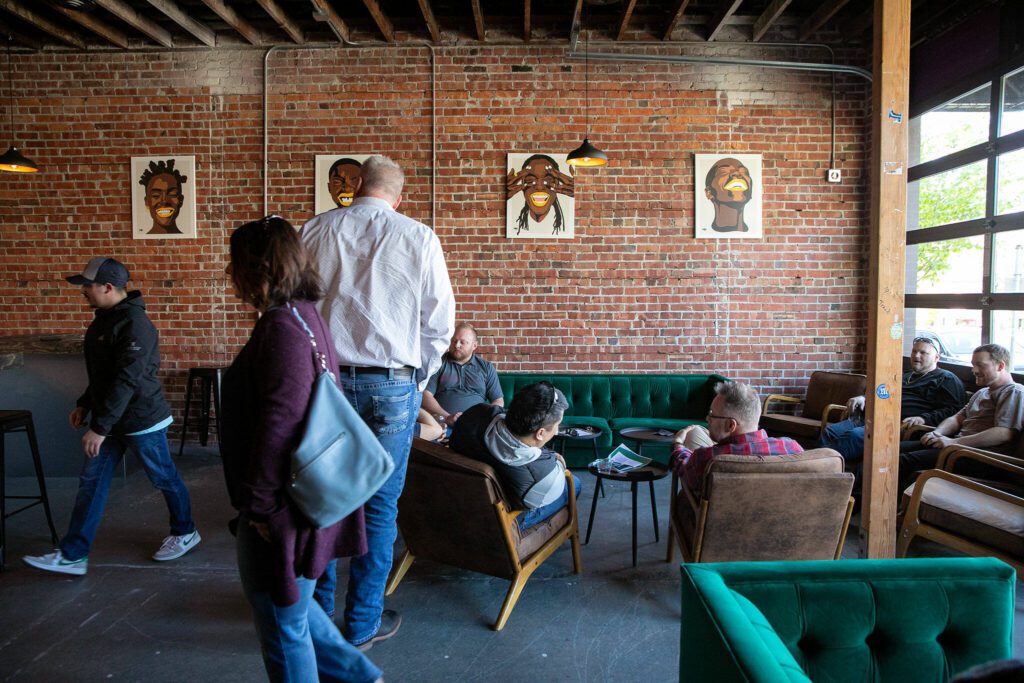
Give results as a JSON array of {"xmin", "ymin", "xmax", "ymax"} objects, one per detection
[
  {"xmin": 0, "ymin": 36, "xmax": 38, "ymax": 173},
  {"xmin": 566, "ymin": 20, "xmax": 607, "ymax": 168}
]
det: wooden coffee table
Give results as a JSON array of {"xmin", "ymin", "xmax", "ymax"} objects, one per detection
[{"xmin": 585, "ymin": 460, "xmax": 669, "ymax": 567}]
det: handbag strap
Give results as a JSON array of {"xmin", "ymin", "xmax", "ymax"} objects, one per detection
[{"xmin": 288, "ymin": 304, "xmax": 333, "ymax": 379}]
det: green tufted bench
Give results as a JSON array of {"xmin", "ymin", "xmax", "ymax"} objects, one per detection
[
  {"xmin": 498, "ymin": 373, "xmax": 727, "ymax": 467},
  {"xmin": 680, "ymin": 557, "xmax": 1015, "ymax": 682}
]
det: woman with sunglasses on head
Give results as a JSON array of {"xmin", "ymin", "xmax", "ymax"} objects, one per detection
[{"xmin": 220, "ymin": 215, "xmax": 382, "ymax": 683}]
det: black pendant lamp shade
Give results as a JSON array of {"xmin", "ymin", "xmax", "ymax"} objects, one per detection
[
  {"xmin": 567, "ymin": 138, "xmax": 608, "ymax": 167},
  {"xmin": 0, "ymin": 145, "xmax": 38, "ymax": 173}
]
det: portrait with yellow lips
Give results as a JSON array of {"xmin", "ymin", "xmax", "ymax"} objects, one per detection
[
  {"xmin": 505, "ymin": 152, "xmax": 575, "ymax": 239},
  {"xmin": 694, "ymin": 153, "xmax": 762, "ymax": 239},
  {"xmin": 314, "ymin": 154, "xmax": 370, "ymax": 216},
  {"xmin": 131, "ymin": 156, "xmax": 197, "ymax": 240}
]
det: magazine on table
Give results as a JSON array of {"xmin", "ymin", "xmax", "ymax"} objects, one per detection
[{"xmin": 594, "ymin": 444, "xmax": 650, "ymax": 473}]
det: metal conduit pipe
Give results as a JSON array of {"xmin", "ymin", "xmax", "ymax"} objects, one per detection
[
  {"xmin": 262, "ymin": 43, "xmax": 438, "ymax": 228},
  {"xmin": 568, "ymin": 50, "xmax": 872, "ymax": 81}
]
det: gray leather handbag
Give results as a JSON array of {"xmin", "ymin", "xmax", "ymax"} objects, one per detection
[{"xmin": 288, "ymin": 305, "xmax": 394, "ymax": 528}]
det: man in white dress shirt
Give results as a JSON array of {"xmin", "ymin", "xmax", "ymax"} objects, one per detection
[{"xmin": 301, "ymin": 155, "xmax": 455, "ymax": 651}]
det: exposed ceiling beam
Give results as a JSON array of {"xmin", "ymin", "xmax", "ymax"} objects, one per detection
[
  {"xmin": 707, "ymin": 0, "xmax": 744, "ymax": 41},
  {"xmin": 415, "ymin": 0, "xmax": 440, "ymax": 43},
  {"xmin": 662, "ymin": 0, "xmax": 693, "ymax": 40},
  {"xmin": 470, "ymin": 0, "xmax": 485, "ymax": 41},
  {"xmin": 198, "ymin": 0, "xmax": 262, "ymax": 45},
  {"xmin": 798, "ymin": 0, "xmax": 851, "ymax": 41},
  {"xmin": 49, "ymin": 1, "xmax": 129, "ymax": 48},
  {"xmin": 254, "ymin": 0, "xmax": 304, "ymax": 43},
  {"xmin": 752, "ymin": 0, "xmax": 792, "ymax": 42},
  {"xmin": 96, "ymin": 0, "xmax": 173, "ymax": 48},
  {"xmin": 0, "ymin": 0, "xmax": 87, "ymax": 49},
  {"xmin": 570, "ymin": 0, "xmax": 582, "ymax": 49},
  {"xmin": 616, "ymin": 0, "xmax": 639, "ymax": 41},
  {"xmin": 308, "ymin": 0, "xmax": 351, "ymax": 43},
  {"xmin": 524, "ymin": 0, "xmax": 530, "ymax": 42},
  {"xmin": 360, "ymin": 0, "xmax": 394, "ymax": 42},
  {"xmin": 144, "ymin": 0, "xmax": 216, "ymax": 47}
]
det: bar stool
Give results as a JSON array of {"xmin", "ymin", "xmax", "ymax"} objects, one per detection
[
  {"xmin": 177, "ymin": 367, "xmax": 224, "ymax": 456},
  {"xmin": 1, "ymin": 410, "xmax": 59, "ymax": 571}
]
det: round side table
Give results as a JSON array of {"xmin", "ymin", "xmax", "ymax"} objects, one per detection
[{"xmin": 585, "ymin": 460, "xmax": 669, "ymax": 567}]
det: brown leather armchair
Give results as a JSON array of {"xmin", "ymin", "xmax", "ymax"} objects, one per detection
[
  {"xmin": 666, "ymin": 448, "xmax": 855, "ymax": 563},
  {"xmin": 898, "ymin": 445, "xmax": 1024, "ymax": 572},
  {"xmin": 385, "ymin": 438, "xmax": 582, "ymax": 630},
  {"xmin": 760, "ymin": 371, "xmax": 867, "ymax": 444}
]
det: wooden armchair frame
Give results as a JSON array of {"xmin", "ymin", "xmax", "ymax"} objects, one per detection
[
  {"xmin": 897, "ymin": 445, "xmax": 1024, "ymax": 574},
  {"xmin": 761, "ymin": 395, "xmax": 850, "ymax": 436},
  {"xmin": 385, "ymin": 468, "xmax": 582, "ymax": 631}
]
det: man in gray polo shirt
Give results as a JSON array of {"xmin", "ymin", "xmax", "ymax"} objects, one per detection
[{"xmin": 421, "ymin": 322, "xmax": 503, "ymax": 425}]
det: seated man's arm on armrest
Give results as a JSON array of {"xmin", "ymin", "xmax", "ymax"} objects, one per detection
[
  {"xmin": 421, "ymin": 390, "xmax": 448, "ymax": 418},
  {"xmin": 950, "ymin": 426, "xmax": 1017, "ymax": 450}
]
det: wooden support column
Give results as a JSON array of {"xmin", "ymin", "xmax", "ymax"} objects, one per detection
[{"xmin": 861, "ymin": 0, "xmax": 911, "ymax": 558}]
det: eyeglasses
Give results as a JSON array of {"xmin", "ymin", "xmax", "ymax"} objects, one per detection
[{"xmin": 706, "ymin": 413, "xmax": 734, "ymax": 422}]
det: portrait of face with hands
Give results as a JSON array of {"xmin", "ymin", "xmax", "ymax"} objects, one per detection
[{"xmin": 505, "ymin": 153, "xmax": 575, "ymax": 239}]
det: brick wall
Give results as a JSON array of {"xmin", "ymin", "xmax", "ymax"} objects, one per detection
[{"xmin": 0, "ymin": 44, "xmax": 869, "ymax": 429}]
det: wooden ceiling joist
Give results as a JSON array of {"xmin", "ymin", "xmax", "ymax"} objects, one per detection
[
  {"xmin": 49, "ymin": 1, "xmax": 129, "ymax": 48},
  {"xmin": 707, "ymin": 0, "xmax": 744, "ymax": 41},
  {"xmin": 253, "ymin": 0, "xmax": 303, "ymax": 43},
  {"xmin": 616, "ymin": 0, "xmax": 639, "ymax": 41},
  {"xmin": 0, "ymin": 0, "xmax": 87, "ymax": 49},
  {"xmin": 470, "ymin": 0, "xmax": 485, "ymax": 41},
  {"xmin": 524, "ymin": 0, "xmax": 531, "ymax": 42},
  {"xmin": 360, "ymin": 0, "xmax": 395, "ymax": 42},
  {"xmin": 752, "ymin": 0, "xmax": 792, "ymax": 42},
  {"xmin": 662, "ymin": 0, "xmax": 692, "ymax": 40},
  {"xmin": 414, "ymin": 0, "xmax": 440, "ymax": 43},
  {"xmin": 308, "ymin": 0, "xmax": 351, "ymax": 43},
  {"xmin": 96, "ymin": 0, "xmax": 173, "ymax": 48},
  {"xmin": 570, "ymin": 0, "xmax": 583, "ymax": 48},
  {"xmin": 799, "ymin": 0, "xmax": 852, "ymax": 41},
  {"xmin": 199, "ymin": 0, "xmax": 262, "ymax": 45},
  {"xmin": 144, "ymin": 0, "xmax": 216, "ymax": 47}
]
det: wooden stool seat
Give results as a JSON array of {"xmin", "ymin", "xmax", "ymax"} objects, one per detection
[{"xmin": 1, "ymin": 410, "xmax": 59, "ymax": 570}]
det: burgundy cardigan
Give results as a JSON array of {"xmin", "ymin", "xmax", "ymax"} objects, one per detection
[{"xmin": 220, "ymin": 299, "xmax": 366, "ymax": 606}]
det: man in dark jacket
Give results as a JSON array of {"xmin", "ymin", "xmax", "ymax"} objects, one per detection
[
  {"xmin": 450, "ymin": 381, "xmax": 581, "ymax": 529},
  {"xmin": 24, "ymin": 258, "xmax": 199, "ymax": 576}
]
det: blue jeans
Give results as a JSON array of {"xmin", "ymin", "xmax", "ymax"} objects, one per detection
[
  {"xmin": 819, "ymin": 419, "xmax": 866, "ymax": 465},
  {"xmin": 314, "ymin": 370, "xmax": 420, "ymax": 645},
  {"xmin": 517, "ymin": 476, "xmax": 582, "ymax": 529},
  {"xmin": 59, "ymin": 428, "xmax": 194, "ymax": 560},
  {"xmin": 236, "ymin": 521, "xmax": 381, "ymax": 683}
]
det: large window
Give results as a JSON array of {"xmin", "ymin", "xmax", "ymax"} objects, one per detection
[{"xmin": 906, "ymin": 61, "xmax": 1024, "ymax": 368}]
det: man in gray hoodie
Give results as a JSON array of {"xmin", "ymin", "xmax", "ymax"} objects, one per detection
[{"xmin": 450, "ymin": 381, "xmax": 581, "ymax": 528}]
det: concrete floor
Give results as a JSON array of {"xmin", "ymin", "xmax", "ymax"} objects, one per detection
[{"xmin": 1, "ymin": 448, "xmax": 1021, "ymax": 682}]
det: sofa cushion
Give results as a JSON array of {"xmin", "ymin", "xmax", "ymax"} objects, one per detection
[
  {"xmin": 730, "ymin": 591, "xmax": 809, "ymax": 682},
  {"xmin": 513, "ymin": 507, "xmax": 571, "ymax": 561}
]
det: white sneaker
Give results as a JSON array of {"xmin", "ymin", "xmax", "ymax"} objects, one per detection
[
  {"xmin": 152, "ymin": 530, "xmax": 201, "ymax": 561},
  {"xmin": 23, "ymin": 550, "xmax": 88, "ymax": 576}
]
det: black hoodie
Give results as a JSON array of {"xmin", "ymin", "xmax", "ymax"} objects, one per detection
[{"xmin": 77, "ymin": 291, "xmax": 172, "ymax": 436}]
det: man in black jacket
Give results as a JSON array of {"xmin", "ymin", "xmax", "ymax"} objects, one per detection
[
  {"xmin": 450, "ymin": 381, "xmax": 581, "ymax": 529},
  {"xmin": 24, "ymin": 258, "xmax": 199, "ymax": 576}
]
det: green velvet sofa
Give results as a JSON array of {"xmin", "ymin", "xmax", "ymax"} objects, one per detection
[
  {"xmin": 498, "ymin": 373, "xmax": 727, "ymax": 467},
  {"xmin": 680, "ymin": 557, "xmax": 1016, "ymax": 682}
]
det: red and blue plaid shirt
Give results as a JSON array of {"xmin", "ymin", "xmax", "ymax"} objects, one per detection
[{"xmin": 671, "ymin": 429, "xmax": 804, "ymax": 495}]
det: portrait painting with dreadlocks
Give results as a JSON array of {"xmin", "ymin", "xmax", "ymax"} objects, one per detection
[
  {"xmin": 505, "ymin": 153, "xmax": 575, "ymax": 239},
  {"xmin": 131, "ymin": 156, "xmax": 197, "ymax": 239}
]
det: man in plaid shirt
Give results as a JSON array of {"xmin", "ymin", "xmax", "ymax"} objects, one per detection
[{"xmin": 671, "ymin": 381, "xmax": 803, "ymax": 496}]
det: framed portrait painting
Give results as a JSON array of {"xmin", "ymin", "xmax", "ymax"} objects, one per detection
[
  {"xmin": 315, "ymin": 154, "xmax": 370, "ymax": 216},
  {"xmin": 505, "ymin": 152, "xmax": 575, "ymax": 239},
  {"xmin": 131, "ymin": 156, "xmax": 197, "ymax": 240},
  {"xmin": 694, "ymin": 153, "xmax": 763, "ymax": 239}
]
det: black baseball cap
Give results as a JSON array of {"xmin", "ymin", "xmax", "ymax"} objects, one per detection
[{"xmin": 66, "ymin": 257, "xmax": 130, "ymax": 287}]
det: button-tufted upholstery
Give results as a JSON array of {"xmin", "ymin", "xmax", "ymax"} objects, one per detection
[
  {"xmin": 680, "ymin": 558, "xmax": 1015, "ymax": 682},
  {"xmin": 499, "ymin": 373, "xmax": 728, "ymax": 466}
]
